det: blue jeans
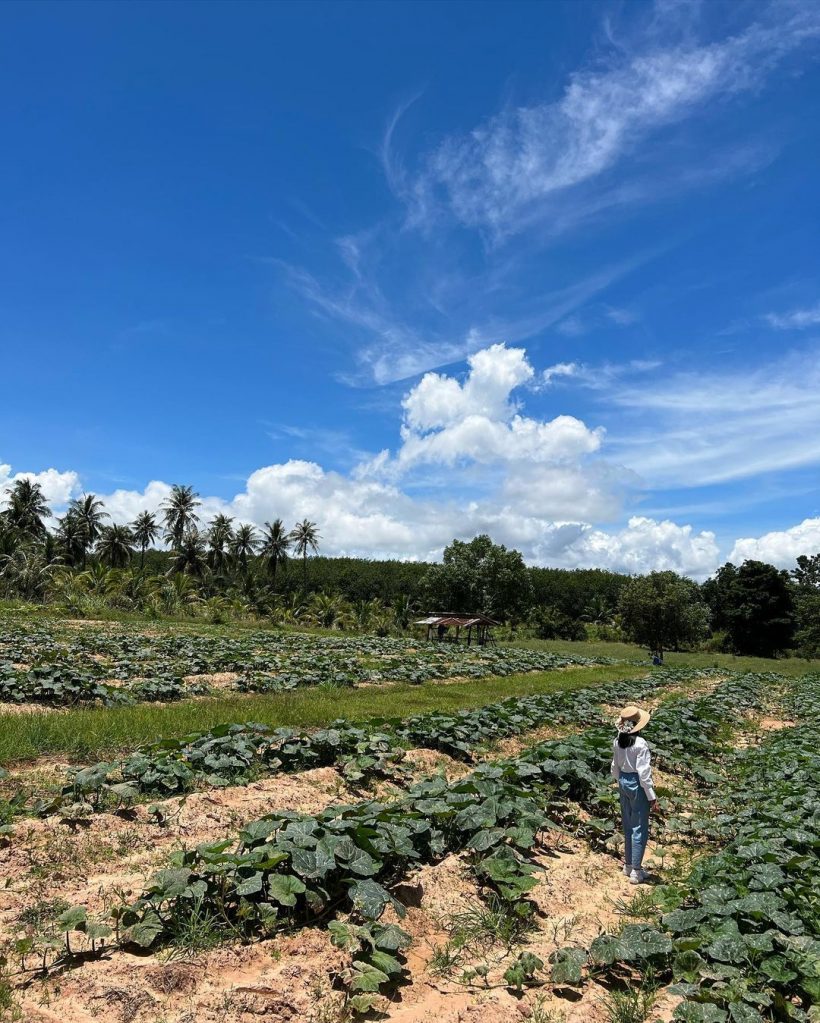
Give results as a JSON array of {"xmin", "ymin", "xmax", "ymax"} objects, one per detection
[{"xmin": 619, "ymin": 771, "xmax": 650, "ymax": 869}]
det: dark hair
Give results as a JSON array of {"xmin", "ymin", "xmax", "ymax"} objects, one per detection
[{"xmin": 617, "ymin": 732, "xmax": 637, "ymax": 749}]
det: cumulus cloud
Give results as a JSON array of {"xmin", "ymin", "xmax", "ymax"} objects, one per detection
[
  {"xmin": 3, "ymin": 343, "xmax": 763, "ymax": 577},
  {"xmin": 410, "ymin": 6, "xmax": 820, "ymax": 235},
  {"xmin": 391, "ymin": 344, "xmax": 603, "ymax": 472},
  {"xmin": 0, "ymin": 463, "xmax": 81, "ymax": 508},
  {"xmin": 729, "ymin": 518, "xmax": 820, "ymax": 568},
  {"xmin": 0, "ymin": 448, "xmax": 723, "ymax": 575},
  {"xmin": 556, "ymin": 516, "xmax": 720, "ymax": 579}
]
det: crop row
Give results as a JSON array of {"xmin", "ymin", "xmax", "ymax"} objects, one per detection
[
  {"xmin": 539, "ymin": 674, "xmax": 820, "ymax": 1023},
  {"xmin": 24, "ymin": 671, "xmax": 778, "ymax": 1012},
  {"xmin": 44, "ymin": 669, "xmax": 715, "ymax": 814},
  {"xmin": 0, "ymin": 616, "xmax": 618, "ymax": 705}
]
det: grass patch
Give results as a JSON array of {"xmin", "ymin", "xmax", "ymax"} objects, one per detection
[
  {"xmin": 511, "ymin": 636, "xmax": 820, "ymax": 676},
  {"xmin": 0, "ymin": 664, "xmax": 640, "ymax": 766}
]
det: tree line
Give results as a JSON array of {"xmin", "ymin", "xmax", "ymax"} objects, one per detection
[{"xmin": 0, "ymin": 478, "xmax": 818, "ymax": 657}]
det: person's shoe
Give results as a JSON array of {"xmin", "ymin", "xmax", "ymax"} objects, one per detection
[
  {"xmin": 629, "ymin": 868, "xmax": 648, "ymax": 885},
  {"xmin": 622, "ymin": 864, "xmax": 632, "ymax": 876}
]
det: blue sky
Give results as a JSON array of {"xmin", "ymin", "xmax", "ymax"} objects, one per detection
[{"xmin": 3, "ymin": 0, "xmax": 820, "ymax": 575}]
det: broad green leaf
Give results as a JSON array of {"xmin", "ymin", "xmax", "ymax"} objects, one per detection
[
  {"xmin": 348, "ymin": 960, "xmax": 390, "ymax": 993},
  {"xmin": 267, "ymin": 874, "xmax": 306, "ymax": 907},
  {"xmin": 57, "ymin": 906, "xmax": 87, "ymax": 932},
  {"xmin": 549, "ymin": 947, "xmax": 586, "ymax": 985}
]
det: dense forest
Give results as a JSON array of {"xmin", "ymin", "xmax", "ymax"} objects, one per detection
[{"xmin": 1, "ymin": 478, "xmax": 818, "ymax": 658}]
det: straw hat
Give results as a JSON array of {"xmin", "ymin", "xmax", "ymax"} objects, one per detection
[{"xmin": 617, "ymin": 705, "xmax": 651, "ymax": 734}]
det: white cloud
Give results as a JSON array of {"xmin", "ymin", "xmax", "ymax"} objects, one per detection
[
  {"xmin": 765, "ymin": 303, "xmax": 820, "ymax": 329},
  {"xmin": 0, "ymin": 464, "xmax": 81, "ymax": 508},
  {"xmin": 729, "ymin": 518, "xmax": 820, "ymax": 568},
  {"xmin": 410, "ymin": 6, "xmax": 820, "ymax": 236},
  {"xmin": 402, "ymin": 343, "xmax": 533, "ymax": 430},
  {"xmin": 542, "ymin": 362, "xmax": 580, "ymax": 385},
  {"xmin": 556, "ymin": 516, "xmax": 720, "ymax": 579},
  {"xmin": 391, "ymin": 344, "xmax": 603, "ymax": 473},
  {"xmin": 607, "ymin": 347, "xmax": 820, "ymax": 487}
]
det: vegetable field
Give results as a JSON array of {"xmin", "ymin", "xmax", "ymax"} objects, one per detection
[
  {"xmin": 0, "ymin": 616, "xmax": 818, "ymax": 1023},
  {"xmin": 0, "ymin": 613, "xmax": 615, "ymax": 707}
]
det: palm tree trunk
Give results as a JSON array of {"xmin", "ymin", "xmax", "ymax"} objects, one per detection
[{"xmin": 303, "ymin": 551, "xmax": 307, "ymax": 594}]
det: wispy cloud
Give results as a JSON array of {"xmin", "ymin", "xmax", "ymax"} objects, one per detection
[
  {"xmin": 406, "ymin": 4, "xmax": 820, "ymax": 238},
  {"xmin": 765, "ymin": 302, "xmax": 820, "ymax": 329},
  {"xmin": 606, "ymin": 346, "xmax": 820, "ymax": 487},
  {"xmin": 281, "ymin": 248, "xmax": 651, "ymax": 385}
]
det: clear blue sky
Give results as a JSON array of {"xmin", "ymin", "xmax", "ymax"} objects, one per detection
[{"xmin": 3, "ymin": 0, "xmax": 820, "ymax": 575}]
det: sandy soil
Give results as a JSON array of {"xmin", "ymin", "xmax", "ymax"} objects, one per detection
[
  {"xmin": 181, "ymin": 671, "xmax": 241, "ymax": 690},
  {"xmin": 0, "ymin": 767, "xmax": 353, "ymax": 951}
]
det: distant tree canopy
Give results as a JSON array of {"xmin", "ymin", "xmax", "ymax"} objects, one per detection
[
  {"xmin": 793, "ymin": 553, "xmax": 820, "ymax": 591},
  {"xmin": 421, "ymin": 535, "xmax": 532, "ymax": 622},
  {"xmin": 618, "ymin": 571, "xmax": 710, "ymax": 654},
  {"xmin": 2, "ymin": 477, "xmax": 819, "ymax": 657},
  {"xmin": 529, "ymin": 567, "xmax": 627, "ymax": 620},
  {"xmin": 703, "ymin": 560, "xmax": 796, "ymax": 657}
]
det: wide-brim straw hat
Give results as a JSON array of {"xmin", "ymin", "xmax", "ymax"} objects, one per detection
[{"xmin": 617, "ymin": 705, "xmax": 651, "ymax": 734}]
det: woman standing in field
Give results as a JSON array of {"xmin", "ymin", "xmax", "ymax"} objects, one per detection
[{"xmin": 610, "ymin": 705, "xmax": 658, "ymax": 885}]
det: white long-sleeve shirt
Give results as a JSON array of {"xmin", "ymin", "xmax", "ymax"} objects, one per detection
[{"xmin": 610, "ymin": 736, "xmax": 657, "ymax": 801}]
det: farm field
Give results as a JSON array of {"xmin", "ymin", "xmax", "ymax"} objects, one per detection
[{"xmin": 0, "ymin": 616, "xmax": 817, "ymax": 1023}]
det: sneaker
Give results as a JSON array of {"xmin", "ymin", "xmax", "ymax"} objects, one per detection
[
  {"xmin": 629, "ymin": 868, "xmax": 648, "ymax": 885},
  {"xmin": 622, "ymin": 864, "xmax": 632, "ymax": 876}
]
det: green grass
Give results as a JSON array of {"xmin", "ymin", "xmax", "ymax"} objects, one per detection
[
  {"xmin": 0, "ymin": 663, "xmax": 640, "ymax": 767},
  {"xmin": 511, "ymin": 636, "xmax": 820, "ymax": 677}
]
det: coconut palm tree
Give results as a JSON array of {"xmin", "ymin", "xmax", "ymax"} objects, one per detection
[
  {"xmin": 1, "ymin": 478, "xmax": 50, "ymax": 539},
  {"xmin": 131, "ymin": 511, "xmax": 160, "ymax": 572},
  {"xmin": 96, "ymin": 523, "xmax": 135, "ymax": 569},
  {"xmin": 231, "ymin": 523, "xmax": 259, "ymax": 578},
  {"xmin": 56, "ymin": 511, "xmax": 87, "ymax": 568},
  {"xmin": 582, "ymin": 594, "xmax": 615, "ymax": 625},
  {"xmin": 260, "ymin": 518, "xmax": 290, "ymax": 592},
  {"xmin": 161, "ymin": 484, "xmax": 201, "ymax": 551},
  {"xmin": 170, "ymin": 528, "xmax": 208, "ymax": 577},
  {"xmin": 0, "ymin": 546, "xmax": 55, "ymax": 601},
  {"xmin": 290, "ymin": 519, "xmax": 320, "ymax": 594},
  {"xmin": 206, "ymin": 514, "xmax": 235, "ymax": 577},
  {"xmin": 68, "ymin": 494, "xmax": 109, "ymax": 566}
]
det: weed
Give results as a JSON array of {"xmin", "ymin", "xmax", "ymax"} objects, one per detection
[
  {"xmin": 529, "ymin": 995, "xmax": 566, "ymax": 1023},
  {"xmin": 601, "ymin": 982, "xmax": 657, "ymax": 1023},
  {"xmin": 18, "ymin": 897, "xmax": 70, "ymax": 931},
  {"xmin": 429, "ymin": 941, "xmax": 463, "ymax": 976},
  {"xmin": 161, "ymin": 898, "xmax": 237, "ymax": 960},
  {"xmin": 610, "ymin": 888, "xmax": 659, "ymax": 919},
  {"xmin": 548, "ymin": 915, "xmax": 578, "ymax": 944},
  {"xmin": 0, "ymin": 972, "xmax": 22, "ymax": 1023},
  {"xmin": 447, "ymin": 895, "xmax": 535, "ymax": 954}
]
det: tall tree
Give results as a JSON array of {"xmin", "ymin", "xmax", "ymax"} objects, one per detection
[
  {"xmin": 1, "ymin": 478, "xmax": 50, "ymax": 539},
  {"xmin": 56, "ymin": 511, "xmax": 87, "ymax": 567},
  {"xmin": 231, "ymin": 523, "xmax": 259, "ymax": 577},
  {"xmin": 96, "ymin": 523, "xmax": 135, "ymax": 569},
  {"xmin": 421, "ymin": 534, "xmax": 531, "ymax": 622},
  {"xmin": 68, "ymin": 494, "xmax": 109, "ymax": 566},
  {"xmin": 704, "ymin": 560, "xmax": 795, "ymax": 657},
  {"xmin": 170, "ymin": 529, "xmax": 208, "ymax": 577},
  {"xmin": 131, "ymin": 511, "xmax": 160, "ymax": 572},
  {"xmin": 792, "ymin": 553, "xmax": 820, "ymax": 591},
  {"xmin": 618, "ymin": 571, "xmax": 710, "ymax": 657},
  {"xmin": 161, "ymin": 484, "xmax": 201, "ymax": 551},
  {"xmin": 207, "ymin": 514, "xmax": 235, "ymax": 576},
  {"xmin": 260, "ymin": 518, "xmax": 290, "ymax": 591},
  {"xmin": 290, "ymin": 519, "xmax": 320, "ymax": 593}
]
